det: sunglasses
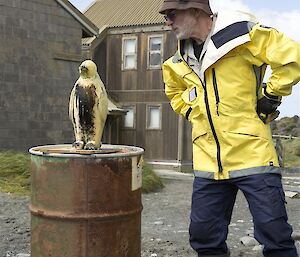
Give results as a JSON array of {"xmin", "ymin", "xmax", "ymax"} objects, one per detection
[{"xmin": 164, "ymin": 10, "xmax": 177, "ymax": 21}]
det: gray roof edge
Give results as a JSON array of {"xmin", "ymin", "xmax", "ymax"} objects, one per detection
[
  {"xmin": 55, "ymin": 0, "xmax": 99, "ymax": 37},
  {"xmin": 82, "ymin": 25, "xmax": 109, "ymax": 49}
]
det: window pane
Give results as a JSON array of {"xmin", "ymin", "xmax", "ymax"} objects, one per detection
[
  {"xmin": 150, "ymin": 53, "xmax": 161, "ymax": 66},
  {"xmin": 124, "ymin": 55, "xmax": 136, "ymax": 69},
  {"xmin": 124, "ymin": 39, "xmax": 136, "ymax": 54},
  {"xmin": 150, "ymin": 37, "xmax": 162, "ymax": 51},
  {"xmin": 124, "ymin": 108, "xmax": 134, "ymax": 128},
  {"xmin": 149, "ymin": 36, "xmax": 162, "ymax": 68},
  {"xmin": 148, "ymin": 106, "xmax": 161, "ymax": 129}
]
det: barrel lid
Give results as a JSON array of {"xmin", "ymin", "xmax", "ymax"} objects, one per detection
[{"xmin": 29, "ymin": 144, "xmax": 144, "ymax": 158}]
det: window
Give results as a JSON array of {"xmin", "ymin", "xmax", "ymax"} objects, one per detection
[
  {"xmin": 148, "ymin": 35, "xmax": 163, "ymax": 69},
  {"xmin": 123, "ymin": 106, "xmax": 135, "ymax": 129},
  {"xmin": 146, "ymin": 105, "xmax": 162, "ymax": 130},
  {"xmin": 122, "ymin": 37, "xmax": 137, "ymax": 70}
]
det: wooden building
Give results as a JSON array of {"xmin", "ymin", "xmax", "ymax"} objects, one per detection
[
  {"xmin": 83, "ymin": 0, "xmax": 193, "ymax": 171},
  {"xmin": 0, "ymin": 0, "xmax": 98, "ymax": 151}
]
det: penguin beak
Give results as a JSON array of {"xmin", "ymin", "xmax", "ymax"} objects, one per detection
[{"xmin": 80, "ymin": 65, "xmax": 88, "ymax": 73}]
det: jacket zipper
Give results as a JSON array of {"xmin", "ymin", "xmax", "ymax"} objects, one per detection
[
  {"xmin": 203, "ymin": 75, "xmax": 223, "ymax": 174},
  {"xmin": 180, "ymin": 58, "xmax": 223, "ymax": 174},
  {"xmin": 212, "ymin": 68, "xmax": 220, "ymax": 116}
]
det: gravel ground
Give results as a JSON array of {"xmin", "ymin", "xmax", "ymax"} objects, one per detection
[{"xmin": 0, "ymin": 173, "xmax": 300, "ymax": 257}]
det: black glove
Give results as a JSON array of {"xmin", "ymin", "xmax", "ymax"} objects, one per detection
[
  {"xmin": 257, "ymin": 96, "xmax": 281, "ymax": 115},
  {"xmin": 257, "ymin": 85, "xmax": 281, "ymax": 123}
]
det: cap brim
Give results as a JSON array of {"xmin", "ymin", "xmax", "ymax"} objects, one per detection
[{"xmin": 159, "ymin": 2, "xmax": 213, "ymax": 15}]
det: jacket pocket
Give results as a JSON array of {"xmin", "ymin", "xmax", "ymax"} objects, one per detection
[
  {"xmin": 192, "ymin": 122, "xmax": 208, "ymax": 142},
  {"xmin": 220, "ymin": 116, "xmax": 270, "ymax": 140}
]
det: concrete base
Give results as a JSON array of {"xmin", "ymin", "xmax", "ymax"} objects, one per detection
[{"xmin": 146, "ymin": 160, "xmax": 193, "ymax": 173}]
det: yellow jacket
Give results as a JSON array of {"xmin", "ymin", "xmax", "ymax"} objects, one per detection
[{"xmin": 162, "ymin": 11, "xmax": 300, "ymax": 180}]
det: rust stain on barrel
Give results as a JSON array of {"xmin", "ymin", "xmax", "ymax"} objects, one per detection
[{"xmin": 29, "ymin": 145, "xmax": 144, "ymax": 257}]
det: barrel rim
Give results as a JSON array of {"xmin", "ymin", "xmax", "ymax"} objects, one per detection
[{"xmin": 29, "ymin": 144, "xmax": 144, "ymax": 158}]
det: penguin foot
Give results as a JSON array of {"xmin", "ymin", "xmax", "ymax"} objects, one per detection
[
  {"xmin": 84, "ymin": 141, "xmax": 97, "ymax": 150},
  {"xmin": 72, "ymin": 140, "xmax": 84, "ymax": 150}
]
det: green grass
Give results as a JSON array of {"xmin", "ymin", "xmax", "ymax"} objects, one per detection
[
  {"xmin": 0, "ymin": 151, "xmax": 163, "ymax": 195},
  {"xmin": 281, "ymin": 139, "xmax": 300, "ymax": 168},
  {"xmin": 0, "ymin": 151, "xmax": 31, "ymax": 195},
  {"xmin": 142, "ymin": 164, "xmax": 164, "ymax": 193},
  {"xmin": 4, "ymin": 139, "xmax": 297, "ymax": 195}
]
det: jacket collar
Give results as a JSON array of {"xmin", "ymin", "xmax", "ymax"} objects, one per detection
[{"xmin": 174, "ymin": 10, "xmax": 258, "ymax": 80}]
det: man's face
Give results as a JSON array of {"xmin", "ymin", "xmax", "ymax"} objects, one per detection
[{"xmin": 164, "ymin": 9, "xmax": 198, "ymax": 40}]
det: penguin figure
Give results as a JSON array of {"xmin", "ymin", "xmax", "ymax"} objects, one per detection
[{"xmin": 69, "ymin": 60, "xmax": 108, "ymax": 150}]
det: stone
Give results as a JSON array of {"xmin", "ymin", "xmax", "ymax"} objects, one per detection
[
  {"xmin": 177, "ymin": 230, "xmax": 188, "ymax": 233},
  {"xmin": 285, "ymin": 191, "xmax": 299, "ymax": 198},
  {"xmin": 240, "ymin": 236, "xmax": 259, "ymax": 246},
  {"xmin": 292, "ymin": 232, "xmax": 300, "ymax": 240},
  {"xmin": 16, "ymin": 254, "xmax": 30, "ymax": 257},
  {"xmin": 252, "ymin": 245, "xmax": 263, "ymax": 251},
  {"xmin": 246, "ymin": 229, "xmax": 254, "ymax": 236},
  {"xmin": 154, "ymin": 221, "xmax": 164, "ymax": 225},
  {"xmin": 5, "ymin": 252, "xmax": 13, "ymax": 257}
]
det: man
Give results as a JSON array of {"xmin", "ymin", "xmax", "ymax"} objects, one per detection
[{"xmin": 159, "ymin": 0, "xmax": 300, "ymax": 256}]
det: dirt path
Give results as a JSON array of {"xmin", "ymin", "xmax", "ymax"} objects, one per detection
[{"xmin": 1, "ymin": 175, "xmax": 300, "ymax": 257}]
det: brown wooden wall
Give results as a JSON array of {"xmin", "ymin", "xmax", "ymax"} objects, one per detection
[
  {"xmin": 94, "ymin": 28, "xmax": 192, "ymax": 161},
  {"xmin": 94, "ymin": 38, "xmax": 107, "ymax": 84}
]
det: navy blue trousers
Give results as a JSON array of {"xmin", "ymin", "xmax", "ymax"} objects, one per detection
[{"xmin": 189, "ymin": 173, "xmax": 298, "ymax": 257}]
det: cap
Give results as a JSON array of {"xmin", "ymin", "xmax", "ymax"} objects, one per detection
[{"xmin": 159, "ymin": 0, "xmax": 213, "ymax": 15}]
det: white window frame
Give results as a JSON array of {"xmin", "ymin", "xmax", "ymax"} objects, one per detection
[
  {"xmin": 122, "ymin": 105, "xmax": 136, "ymax": 129},
  {"xmin": 146, "ymin": 104, "xmax": 162, "ymax": 130},
  {"xmin": 147, "ymin": 35, "xmax": 163, "ymax": 69},
  {"xmin": 122, "ymin": 36, "xmax": 138, "ymax": 70}
]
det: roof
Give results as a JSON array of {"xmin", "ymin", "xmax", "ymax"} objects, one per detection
[
  {"xmin": 56, "ymin": 0, "xmax": 99, "ymax": 37},
  {"xmin": 108, "ymin": 99, "xmax": 127, "ymax": 115},
  {"xmin": 84, "ymin": 0, "xmax": 165, "ymax": 29},
  {"xmin": 82, "ymin": 26, "xmax": 108, "ymax": 47},
  {"xmin": 82, "ymin": 36, "xmax": 96, "ymax": 46}
]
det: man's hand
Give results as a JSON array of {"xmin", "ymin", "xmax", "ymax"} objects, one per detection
[{"xmin": 257, "ymin": 85, "xmax": 282, "ymax": 123}]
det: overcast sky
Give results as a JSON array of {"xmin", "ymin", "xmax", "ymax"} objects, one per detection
[{"xmin": 69, "ymin": 0, "xmax": 300, "ymax": 118}]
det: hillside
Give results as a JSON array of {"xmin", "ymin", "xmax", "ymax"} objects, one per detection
[
  {"xmin": 271, "ymin": 116, "xmax": 300, "ymax": 168},
  {"xmin": 271, "ymin": 115, "xmax": 300, "ymax": 137}
]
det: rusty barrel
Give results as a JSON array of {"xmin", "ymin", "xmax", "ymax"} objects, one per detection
[{"xmin": 29, "ymin": 144, "xmax": 144, "ymax": 257}]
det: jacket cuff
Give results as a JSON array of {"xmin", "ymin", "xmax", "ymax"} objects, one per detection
[{"xmin": 263, "ymin": 87, "xmax": 281, "ymax": 101}]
